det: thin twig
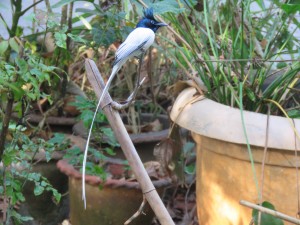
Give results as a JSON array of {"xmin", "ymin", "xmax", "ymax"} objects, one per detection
[
  {"xmin": 29, "ymin": 99, "xmax": 64, "ymax": 138},
  {"xmin": 240, "ymin": 200, "xmax": 300, "ymax": 225},
  {"xmin": 184, "ymin": 177, "xmax": 196, "ymax": 218},
  {"xmin": 124, "ymin": 196, "xmax": 147, "ymax": 225}
]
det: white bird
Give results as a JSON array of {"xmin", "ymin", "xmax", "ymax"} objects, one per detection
[{"xmin": 82, "ymin": 8, "xmax": 167, "ymax": 208}]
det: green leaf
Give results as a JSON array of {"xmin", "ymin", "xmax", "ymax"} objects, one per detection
[
  {"xmin": 104, "ymin": 147, "xmax": 116, "ymax": 156},
  {"xmin": 0, "ymin": 40, "xmax": 9, "ymax": 55},
  {"xmin": 281, "ymin": 4, "xmax": 300, "ymax": 14},
  {"xmin": 45, "ymin": 151, "xmax": 52, "ymax": 162},
  {"xmin": 27, "ymin": 173, "xmax": 41, "ymax": 182},
  {"xmin": 246, "ymin": 88, "xmax": 256, "ymax": 102},
  {"xmin": 9, "ymin": 38, "xmax": 20, "ymax": 53},
  {"xmin": 19, "ymin": 215, "xmax": 34, "ymax": 222},
  {"xmin": 30, "ymin": 67, "xmax": 42, "ymax": 76},
  {"xmin": 47, "ymin": 20, "xmax": 59, "ymax": 29},
  {"xmin": 67, "ymin": 33, "xmax": 87, "ymax": 44},
  {"xmin": 11, "ymin": 179, "xmax": 22, "ymax": 191},
  {"xmin": 276, "ymin": 62, "xmax": 287, "ymax": 69},
  {"xmin": 287, "ymin": 109, "xmax": 300, "ymax": 118},
  {"xmin": 2, "ymin": 152, "xmax": 14, "ymax": 166},
  {"xmin": 34, "ymin": 184, "xmax": 44, "ymax": 196},
  {"xmin": 252, "ymin": 201, "xmax": 284, "ymax": 225},
  {"xmin": 0, "ymin": 77, "xmax": 24, "ymax": 96},
  {"xmin": 49, "ymin": 133, "xmax": 65, "ymax": 144},
  {"xmin": 80, "ymin": 110, "xmax": 95, "ymax": 127},
  {"xmin": 11, "ymin": 210, "xmax": 33, "ymax": 222},
  {"xmin": 51, "ymin": 189, "xmax": 61, "ymax": 203},
  {"xmin": 16, "ymin": 192, "xmax": 25, "ymax": 202},
  {"xmin": 101, "ymin": 127, "xmax": 119, "ymax": 147},
  {"xmin": 54, "ymin": 32, "xmax": 67, "ymax": 49},
  {"xmin": 41, "ymin": 181, "xmax": 48, "ymax": 187},
  {"xmin": 184, "ymin": 164, "xmax": 195, "ymax": 174},
  {"xmin": 15, "ymin": 58, "xmax": 28, "ymax": 74}
]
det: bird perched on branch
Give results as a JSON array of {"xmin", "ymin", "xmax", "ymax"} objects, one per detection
[{"xmin": 82, "ymin": 8, "xmax": 167, "ymax": 208}]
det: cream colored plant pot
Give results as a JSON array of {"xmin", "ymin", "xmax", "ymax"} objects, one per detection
[{"xmin": 170, "ymin": 88, "xmax": 300, "ymax": 225}]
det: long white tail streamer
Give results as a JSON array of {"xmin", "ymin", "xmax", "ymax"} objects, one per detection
[{"xmin": 81, "ymin": 66, "xmax": 118, "ymax": 209}]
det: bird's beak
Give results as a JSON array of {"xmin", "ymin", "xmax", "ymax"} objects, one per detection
[{"xmin": 156, "ymin": 22, "xmax": 168, "ymax": 27}]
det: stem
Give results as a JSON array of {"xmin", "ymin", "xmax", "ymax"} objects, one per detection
[
  {"xmin": 67, "ymin": 2, "xmax": 73, "ymax": 50},
  {"xmin": 44, "ymin": 0, "xmax": 53, "ymax": 13},
  {"xmin": 147, "ymin": 47, "xmax": 156, "ymax": 106},
  {"xmin": 60, "ymin": 4, "xmax": 68, "ymax": 27},
  {"xmin": 0, "ymin": 93, "xmax": 14, "ymax": 162},
  {"xmin": 20, "ymin": 0, "xmax": 43, "ymax": 16},
  {"xmin": 9, "ymin": 0, "xmax": 22, "ymax": 37}
]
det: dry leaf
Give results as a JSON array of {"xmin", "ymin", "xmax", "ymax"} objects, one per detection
[
  {"xmin": 144, "ymin": 161, "xmax": 164, "ymax": 179},
  {"xmin": 153, "ymin": 138, "xmax": 176, "ymax": 177},
  {"xmin": 141, "ymin": 119, "xmax": 162, "ymax": 132}
]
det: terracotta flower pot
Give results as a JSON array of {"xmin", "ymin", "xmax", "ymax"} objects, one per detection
[
  {"xmin": 56, "ymin": 160, "xmax": 171, "ymax": 225},
  {"xmin": 170, "ymin": 88, "xmax": 300, "ymax": 225}
]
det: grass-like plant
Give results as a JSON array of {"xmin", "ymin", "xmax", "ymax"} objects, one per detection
[{"xmin": 154, "ymin": 0, "xmax": 299, "ymax": 117}]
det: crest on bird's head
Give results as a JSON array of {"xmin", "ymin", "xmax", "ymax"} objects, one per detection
[
  {"xmin": 143, "ymin": 8, "xmax": 155, "ymax": 20},
  {"xmin": 136, "ymin": 7, "xmax": 167, "ymax": 31}
]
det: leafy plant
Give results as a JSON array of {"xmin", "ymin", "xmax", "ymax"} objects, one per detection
[
  {"xmin": 0, "ymin": 128, "xmax": 67, "ymax": 224},
  {"xmin": 0, "ymin": 1, "xmax": 81, "ymax": 223},
  {"xmin": 65, "ymin": 95, "xmax": 119, "ymax": 177},
  {"xmin": 0, "ymin": 55, "xmax": 66, "ymax": 223}
]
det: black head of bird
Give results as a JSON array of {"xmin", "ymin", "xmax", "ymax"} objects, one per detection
[{"xmin": 136, "ymin": 8, "xmax": 168, "ymax": 32}]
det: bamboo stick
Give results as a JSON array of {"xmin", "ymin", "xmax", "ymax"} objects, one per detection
[
  {"xmin": 85, "ymin": 59, "xmax": 175, "ymax": 225},
  {"xmin": 240, "ymin": 200, "xmax": 300, "ymax": 225}
]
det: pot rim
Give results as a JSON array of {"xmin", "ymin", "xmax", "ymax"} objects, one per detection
[
  {"xmin": 57, "ymin": 160, "xmax": 172, "ymax": 189},
  {"xmin": 170, "ymin": 87, "xmax": 300, "ymax": 151}
]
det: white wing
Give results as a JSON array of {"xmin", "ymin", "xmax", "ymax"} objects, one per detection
[{"xmin": 114, "ymin": 27, "xmax": 155, "ymax": 66}]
